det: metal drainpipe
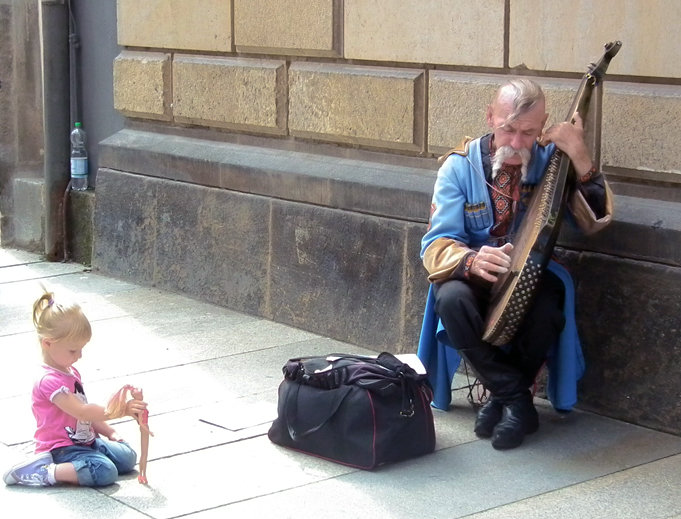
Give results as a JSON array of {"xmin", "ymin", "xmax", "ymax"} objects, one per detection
[{"xmin": 39, "ymin": 0, "xmax": 70, "ymax": 261}]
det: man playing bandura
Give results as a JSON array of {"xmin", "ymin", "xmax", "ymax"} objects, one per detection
[{"xmin": 420, "ymin": 78, "xmax": 612, "ymax": 449}]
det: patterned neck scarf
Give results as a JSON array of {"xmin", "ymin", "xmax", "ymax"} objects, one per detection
[{"xmin": 488, "ymin": 137, "xmax": 523, "ymax": 241}]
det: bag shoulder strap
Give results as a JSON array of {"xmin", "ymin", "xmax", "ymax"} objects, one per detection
[{"xmin": 285, "ymin": 382, "xmax": 354, "ymax": 440}]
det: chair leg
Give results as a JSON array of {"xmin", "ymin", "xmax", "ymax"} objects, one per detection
[{"xmin": 451, "ymin": 359, "xmax": 491, "ymax": 409}]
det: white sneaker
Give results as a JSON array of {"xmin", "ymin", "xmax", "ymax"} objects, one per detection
[{"xmin": 3, "ymin": 452, "xmax": 54, "ymax": 486}]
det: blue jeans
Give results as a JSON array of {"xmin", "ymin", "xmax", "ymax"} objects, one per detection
[{"xmin": 51, "ymin": 439, "xmax": 137, "ymax": 487}]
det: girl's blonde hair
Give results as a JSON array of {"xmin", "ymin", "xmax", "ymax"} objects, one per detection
[{"xmin": 33, "ymin": 289, "xmax": 92, "ymax": 344}]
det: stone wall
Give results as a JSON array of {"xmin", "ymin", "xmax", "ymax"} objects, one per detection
[
  {"xmin": 96, "ymin": 0, "xmax": 681, "ymax": 433},
  {"xmin": 112, "ymin": 0, "xmax": 680, "ymax": 176},
  {"xmin": 0, "ymin": 0, "xmax": 44, "ymax": 247}
]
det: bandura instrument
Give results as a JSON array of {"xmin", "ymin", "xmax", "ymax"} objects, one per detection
[{"xmin": 482, "ymin": 41, "xmax": 621, "ymax": 346}]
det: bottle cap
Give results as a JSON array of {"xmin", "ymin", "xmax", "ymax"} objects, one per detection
[{"xmin": 75, "ymin": 122, "xmax": 82, "ymax": 128}]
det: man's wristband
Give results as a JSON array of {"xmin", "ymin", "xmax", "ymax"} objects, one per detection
[
  {"xmin": 462, "ymin": 252, "xmax": 476, "ymax": 280},
  {"xmin": 579, "ymin": 165, "xmax": 598, "ymax": 183}
]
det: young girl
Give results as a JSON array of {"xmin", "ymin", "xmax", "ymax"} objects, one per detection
[{"xmin": 3, "ymin": 290, "xmax": 147, "ymax": 487}]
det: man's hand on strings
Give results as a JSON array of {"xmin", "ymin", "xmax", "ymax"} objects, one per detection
[{"xmin": 471, "ymin": 243, "xmax": 513, "ymax": 283}]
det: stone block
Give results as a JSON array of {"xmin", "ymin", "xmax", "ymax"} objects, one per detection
[
  {"xmin": 289, "ymin": 62, "xmax": 425, "ymax": 151},
  {"xmin": 173, "ymin": 55, "xmax": 287, "ymax": 134},
  {"xmin": 428, "ymin": 72, "xmax": 500, "ymax": 153},
  {"xmin": 344, "ymin": 0, "xmax": 504, "ymax": 67},
  {"xmin": 66, "ymin": 189, "xmax": 94, "ymax": 266},
  {"xmin": 268, "ymin": 199, "xmax": 415, "ymax": 351},
  {"xmin": 98, "ymin": 130, "xmax": 436, "ymax": 222},
  {"xmin": 117, "ymin": 0, "xmax": 231, "ymax": 52},
  {"xmin": 113, "ymin": 51, "xmax": 171, "ymax": 120},
  {"xmin": 152, "ymin": 181, "xmax": 270, "ymax": 316},
  {"xmin": 405, "ymin": 221, "xmax": 431, "ymax": 353},
  {"xmin": 93, "ymin": 169, "xmax": 158, "ymax": 284},
  {"xmin": 234, "ymin": 0, "xmax": 339, "ymax": 56},
  {"xmin": 560, "ymin": 250, "xmax": 681, "ymax": 434},
  {"xmin": 12, "ymin": 177, "xmax": 44, "ymax": 251},
  {"xmin": 93, "ymin": 169, "xmax": 271, "ymax": 316},
  {"xmin": 0, "ymin": 4, "xmax": 12, "ymax": 149},
  {"xmin": 509, "ymin": 0, "xmax": 680, "ymax": 78},
  {"xmin": 602, "ymin": 82, "xmax": 681, "ymax": 176},
  {"xmin": 559, "ymin": 194, "xmax": 681, "ymax": 267},
  {"xmin": 10, "ymin": 2, "xmax": 42, "ymax": 164}
]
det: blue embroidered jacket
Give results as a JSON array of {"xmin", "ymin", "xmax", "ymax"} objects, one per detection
[{"xmin": 417, "ymin": 136, "xmax": 585, "ymax": 412}]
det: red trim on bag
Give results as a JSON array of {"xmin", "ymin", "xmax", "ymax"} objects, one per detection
[
  {"xmin": 417, "ymin": 386, "xmax": 436, "ymax": 450},
  {"xmin": 277, "ymin": 445, "xmax": 378, "ymax": 470},
  {"xmin": 368, "ymin": 391, "xmax": 377, "ymax": 468}
]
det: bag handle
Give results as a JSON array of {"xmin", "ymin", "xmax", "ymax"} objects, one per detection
[
  {"xmin": 336, "ymin": 353, "xmax": 421, "ymax": 418},
  {"xmin": 285, "ymin": 382, "xmax": 354, "ymax": 440},
  {"xmin": 285, "ymin": 352, "xmax": 426, "ymax": 419}
]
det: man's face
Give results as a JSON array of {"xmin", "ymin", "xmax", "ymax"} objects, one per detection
[{"xmin": 486, "ymin": 94, "xmax": 548, "ymax": 166}]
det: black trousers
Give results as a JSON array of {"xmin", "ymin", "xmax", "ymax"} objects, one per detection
[{"xmin": 433, "ymin": 269, "xmax": 566, "ymax": 401}]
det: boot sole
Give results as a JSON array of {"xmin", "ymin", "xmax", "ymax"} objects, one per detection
[
  {"xmin": 474, "ymin": 428, "xmax": 494, "ymax": 439},
  {"xmin": 491, "ymin": 422, "xmax": 539, "ymax": 450}
]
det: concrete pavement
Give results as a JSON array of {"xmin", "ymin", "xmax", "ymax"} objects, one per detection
[{"xmin": 2, "ymin": 247, "xmax": 681, "ymax": 519}]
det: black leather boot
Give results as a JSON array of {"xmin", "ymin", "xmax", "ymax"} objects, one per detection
[
  {"xmin": 491, "ymin": 393, "xmax": 539, "ymax": 450},
  {"xmin": 474, "ymin": 397, "xmax": 503, "ymax": 438}
]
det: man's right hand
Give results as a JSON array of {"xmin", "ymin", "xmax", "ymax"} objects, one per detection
[{"xmin": 471, "ymin": 243, "xmax": 513, "ymax": 283}]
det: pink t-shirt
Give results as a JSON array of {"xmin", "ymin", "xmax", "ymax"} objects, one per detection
[{"xmin": 32, "ymin": 365, "xmax": 96, "ymax": 453}]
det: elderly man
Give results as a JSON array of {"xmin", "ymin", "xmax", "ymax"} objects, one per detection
[{"xmin": 420, "ymin": 78, "xmax": 612, "ymax": 449}]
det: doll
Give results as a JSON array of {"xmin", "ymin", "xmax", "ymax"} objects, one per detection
[{"xmin": 106, "ymin": 385, "xmax": 153, "ymax": 484}]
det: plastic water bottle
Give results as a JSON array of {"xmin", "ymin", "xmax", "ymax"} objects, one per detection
[{"xmin": 70, "ymin": 122, "xmax": 88, "ymax": 191}]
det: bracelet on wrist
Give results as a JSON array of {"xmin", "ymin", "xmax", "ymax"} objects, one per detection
[{"xmin": 579, "ymin": 165, "xmax": 598, "ymax": 183}]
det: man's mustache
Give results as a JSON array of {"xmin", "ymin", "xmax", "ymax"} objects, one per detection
[{"xmin": 491, "ymin": 146, "xmax": 531, "ymax": 181}]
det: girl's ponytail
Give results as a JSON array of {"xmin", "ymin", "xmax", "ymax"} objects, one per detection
[
  {"xmin": 32, "ymin": 285, "xmax": 91, "ymax": 343},
  {"xmin": 32, "ymin": 291, "xmax": 54, "ymax": 331}
]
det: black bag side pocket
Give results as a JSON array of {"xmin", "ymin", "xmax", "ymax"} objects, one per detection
[
  {"xmin": 268, "ymin": 380, "xmax": 377, "ymax": 469},
  {"xmin": 285, "ymin": 382, "xmax": 353, "ymax": 439}
]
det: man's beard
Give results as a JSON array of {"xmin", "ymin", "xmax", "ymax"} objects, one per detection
[{"xmin": 491, "ymin": 145, "xmax": 531, "ymax": 181}]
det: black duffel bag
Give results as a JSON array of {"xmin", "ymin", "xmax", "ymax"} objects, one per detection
[{"xmin": 267, "ymin": 352, "xmax": 436, "ymax": 469}]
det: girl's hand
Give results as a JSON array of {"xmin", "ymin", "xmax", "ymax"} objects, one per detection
[
  {"xmin": 125, "ymin": 398, "xmax": 148, "ymax": 418},
  {"xmin": 106, "ymin": 431, "xmax": 125, "ymax": 443}
]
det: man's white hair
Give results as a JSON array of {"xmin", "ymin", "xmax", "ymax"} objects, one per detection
[{"xmin": 496, "ymin": 78, "xmax": 545, "ymax": 125}]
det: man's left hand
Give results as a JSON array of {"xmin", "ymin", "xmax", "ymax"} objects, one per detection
[{"xmin": 539, "ymin": 113, "xmax": 593, "ymax": 178}]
